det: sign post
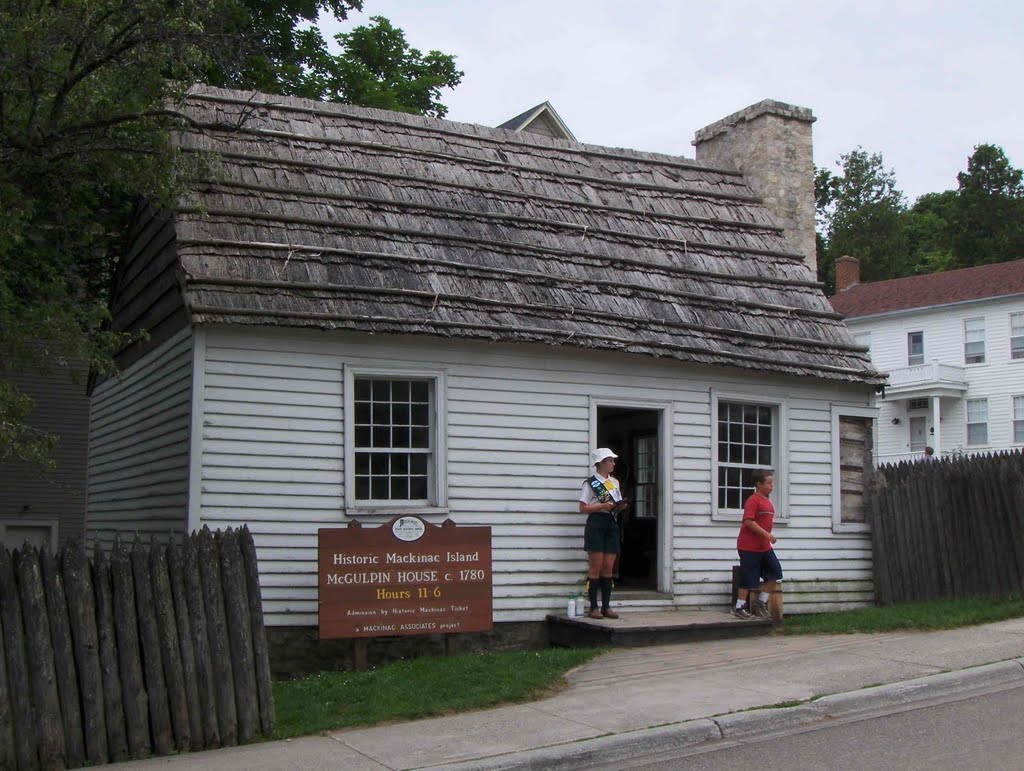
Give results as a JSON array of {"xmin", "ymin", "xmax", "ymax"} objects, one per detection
[{"xmin": 318, "ymin": 516, "xmax": 493, "ymax": 641}]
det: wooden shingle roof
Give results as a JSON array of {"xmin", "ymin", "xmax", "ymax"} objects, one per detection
[{"xmin": 129, "ymin": 85, "xmax": 881, "ymax": 384}]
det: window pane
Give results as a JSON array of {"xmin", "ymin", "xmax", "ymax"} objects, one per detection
[
  {"xmin": 717, "ymin": 400, "xmax": 774, "ymax": 511},
  {"xmin": 1012, "ymin": 314, "xmax": 1024, "ymax": 359},
  {"xmin": 354, "ymin": 402, "xmax": 371, "ymax": 424},
  {"xmin": 964, "ymin": 319, "xmax": 985, "ymax": 364},
  {"xmin": 411, "ymin": 403, "xmax": 429, "ymax": 426},
  {"xmin": 354, "ymin": 454, "xmax": 369, "ymax": 475},
  {"xmin": 967, "ymin": 399, "xmax": 988, "ymax": 422},
  {"xmin": 390, "ymin": 477, "xmax": 409, "ymax": 499},
  {"xmin": 410, "ymin": 475, "xmax": 428, "ymax": 499},
  {"xmin": 392, "ymin": 426, "xmax": 410, "ymax": 448},
  {"xmin": 355, "ymin": 475, "xmax": 369, "ymax": 499},
  {"xmin": 908, "ymin": 332, "xmax": 924, "ymax": 364},
  {"xmin": 411, "ymin": 426, "xmax": 429, "ymax": 448},
  {"xmin": 411, "ymin": 454, "xmax": 428, "ymax": 475},
  {"xmin": 352, "ymin": 377, "xmax": 436, "ymax": 502},
  {"xmin": 392, "ymin": 402, "xmax": 410, "ymax": 424},
  {"xmin": 967, "ymin": 424, "xmax": 988, "ymax": 445}
]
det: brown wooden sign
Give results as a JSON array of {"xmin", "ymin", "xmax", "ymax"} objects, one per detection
[{"xmin": 318, "ymin": 516, "xmax": 493, "ymax": 639}]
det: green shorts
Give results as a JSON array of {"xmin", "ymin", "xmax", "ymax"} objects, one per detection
[{"xmin": 584, "ymin": 512, "xmax": 620, "ymax": 553}]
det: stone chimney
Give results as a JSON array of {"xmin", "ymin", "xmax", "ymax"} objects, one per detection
[
  {"xmin": 834, "ymin": 255, "xmax": 861, "ymax": 292},
  {"xmin": 693, "ymin": 100, "xmax": 817, "ymax": 275}
]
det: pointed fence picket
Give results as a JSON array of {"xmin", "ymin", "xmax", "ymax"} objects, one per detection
[
  {"xmin": 866, "ymin": 449, "xmax": 1024, "ymax": 604},
  {"xmin": 0, "ymin": 525, "xmax": 274, "ymax": 770}
]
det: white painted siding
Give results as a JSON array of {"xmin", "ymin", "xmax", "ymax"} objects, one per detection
[
  {"xmin": 846, "ymin": 295, "xmax": 1024, "ymax": 461},
  {"xmin": 196, "ymin": 327, "xmax": 876, "ymax": 627},
  {"xmin": 87, "ymin": 329, "xmax": 193, "ymax": 547}
]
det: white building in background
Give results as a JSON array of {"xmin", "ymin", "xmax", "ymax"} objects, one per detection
[{"xmin": 830, "ymin": 256, "xmax": 1024, "ymax": 464}]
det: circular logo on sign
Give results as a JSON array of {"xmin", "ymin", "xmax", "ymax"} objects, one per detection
[{"xmin": 392, "ymin": 516, "xmax": 426, "ymax": 542}]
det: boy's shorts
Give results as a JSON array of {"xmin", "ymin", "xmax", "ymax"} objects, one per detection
[
  {"xmin": 738, "ymin": 549, "xmax": 783, "ymax": 589},
  {"xmin": 584, "ymin": 512, "xmax": 620, "ymax": 553}
]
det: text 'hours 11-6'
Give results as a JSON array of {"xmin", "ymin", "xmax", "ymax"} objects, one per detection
[{"xmin": 317, "ymin": 516, "xmax": 493, "ymax": 639}]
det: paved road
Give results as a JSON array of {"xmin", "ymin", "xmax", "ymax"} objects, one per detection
[{"xmin": 587, "ymin": 681, "xmax": 1024, "ymax": 770}]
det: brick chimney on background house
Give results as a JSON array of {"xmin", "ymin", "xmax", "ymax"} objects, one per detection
[
  {"xmin": 834, "ymin": 255, "xmax": 861, "ymax": 292},
  {"xmin": 693, "ymin": 100, "xmax": 817, "ymax": 275}
]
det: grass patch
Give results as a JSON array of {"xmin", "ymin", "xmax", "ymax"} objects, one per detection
[
  {"xmin": 272, "ymin": 647, "xmax": 605, "ymax": 739},
  {"xmin": 780, "ymin": 594, "xmax": 1024, "ymax": 635}
]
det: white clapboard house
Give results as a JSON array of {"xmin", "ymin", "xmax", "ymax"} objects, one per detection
[
  {"xmin": 830, "ymin": 256, "xmax": 1024, "ymax": 464},
  {"xmin": 87, "ymin": 88, "xmax": 884, "ymax": 649}
]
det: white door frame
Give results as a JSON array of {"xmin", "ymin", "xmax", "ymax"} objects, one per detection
[{"xmin": 589, "ymin": 397, "xmax": 674, "ymax": 593}]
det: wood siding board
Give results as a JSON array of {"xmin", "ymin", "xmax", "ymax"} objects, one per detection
[
  {"xmin": 87, "ymin": 332, "xmax": 193, "ymax": 545},
  {"xmin": 185, "ymin": 329, "xmax": 875, "ymax": 626}
]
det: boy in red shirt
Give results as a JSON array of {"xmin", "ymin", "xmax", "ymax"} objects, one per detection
[{"xmin": 733, "ymin": 469, "xmax": 782, "ymax": 619}]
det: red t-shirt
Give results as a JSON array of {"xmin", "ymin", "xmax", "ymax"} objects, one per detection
[{"xmin": 737, "ymin": 493, "xmax": 774, "ymax": 552}]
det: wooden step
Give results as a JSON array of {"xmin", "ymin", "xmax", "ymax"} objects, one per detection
[{"xmin": 548, "ymin": 607, "xmax": 772, "ymax": 648}]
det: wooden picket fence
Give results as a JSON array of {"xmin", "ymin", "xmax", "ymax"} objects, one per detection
[
  {"xmin": 867, "ymin": 449, "xmax": 1024, "ymax": 605},
  {"xmin": 0, "ymin": 525, "xmax": 274, "ymax": 770}
]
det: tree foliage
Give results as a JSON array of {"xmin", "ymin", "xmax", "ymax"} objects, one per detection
[
  {"xmin": 816, "ymin": 148, "xmax": 908, "ymax": 292},
  {"xmin": 0, "ymin": 0, "xmax": 461, "ymax": 463},
  {"xmin": 952, "ymin": 144, "xmax": 1024, "ymax": 267},
  {"xmin": 817, "ymin": 143, "xmax": 1024, "ymax": 291}
]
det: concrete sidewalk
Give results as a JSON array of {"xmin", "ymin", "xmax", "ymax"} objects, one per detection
[{"xmin": 111, "ymin": 617, "xmax": 1024, "ymax": 770}]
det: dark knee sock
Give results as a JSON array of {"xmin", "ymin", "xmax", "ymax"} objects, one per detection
[
  {"xmin": 600, "ymin": 577, "xmax": 613, "ymax": 609},
  {"xmin": 588, "ymin": 578, "xmax": 599, "ymax": 609}
]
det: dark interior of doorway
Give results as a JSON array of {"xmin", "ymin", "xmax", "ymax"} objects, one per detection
[{"xmin": 596, "ymin": 406, "xmax": 660, "ymax": 590}]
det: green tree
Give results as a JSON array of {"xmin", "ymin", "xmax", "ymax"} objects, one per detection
[
  {"xmin": 0, "ymin": 0, "xmax": 461, "ymax": 463},
  {"xmin": 323, "ymin": 16, "xmax": 464, "ymax": 117},
  {"xmin": 952, "ymin": 144, "xmax": 1024, "ymax": 267},
  {"xmin": 903, "ymin": 191, "xmax": 956, "ymax": 274},
  {"xmin": 816, "ymin": 148, "xmax": 908, "ymax": 292}
]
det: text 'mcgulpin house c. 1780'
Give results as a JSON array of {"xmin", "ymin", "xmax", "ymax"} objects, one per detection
[{"xmin": 87, "ymin": 87, "xmax": 885, "ymax": 666}]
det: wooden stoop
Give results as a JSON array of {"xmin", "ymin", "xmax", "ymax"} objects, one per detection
[{"xmin": 547, "ymin": 592, "xmax": 773, "ymax": 648}]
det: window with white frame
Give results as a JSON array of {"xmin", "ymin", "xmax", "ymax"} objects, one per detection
[
  {"xmin": 907, "ymin": 398, "xmax": 929, "ymax": 411},
  {"xmin": 715, "ymin": 400, "xmax": 777, "ymax": 513},
  {"xmin": 1011, "ymin": 313, "xmax": 1024, "ymax": 360},
  {"xmin": 963, "ymin": 317, "xmax": 986, "ymax": 364},
  {"xmin": 907, "ymin": 331, "xmax": 924, "ymax": 365},
  {"xmin": 1013, "ymin": 396, "xmax": 1024, "ymax": 444},
  {"xmin": 966, "ymin": 398, "xmax": 988, "ymax": 446},
  {"xmin": 349, "ymin": 375, "xmax": 441, "ymax": 505}
]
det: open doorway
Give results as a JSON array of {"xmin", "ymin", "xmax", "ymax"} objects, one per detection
[{"xmin": 596, "ymin": 405, "xmax": 666, "ymax": 592}]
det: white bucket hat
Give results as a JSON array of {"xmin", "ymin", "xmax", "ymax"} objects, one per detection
[{"xmin": 591, "ymin": 447, "xmax": 618, "ymax": 466}]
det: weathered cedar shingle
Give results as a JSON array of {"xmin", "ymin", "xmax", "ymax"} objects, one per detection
[{"xmin": 118, "ymin": 85, "xmax": 882, "ymax": 384}]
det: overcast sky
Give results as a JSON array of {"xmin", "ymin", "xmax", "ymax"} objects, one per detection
[{"xmin": 323, "ymin": 1, "xmax": 1022, "ymax": 204}]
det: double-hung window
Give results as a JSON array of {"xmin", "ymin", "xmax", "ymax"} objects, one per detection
[
  {"xmin": 907, "ymin": 331, "xmax": 924, "ymax": 365},
  {"xmin": 1013, "ymin": 396, "xmax": 1024, "ymax": 444},
  {"xmin": 1011, "ymin": 313, "xmax": 1024, "ymax": 360},
  {"xmin": 713, "ymin": 393, "xmax": 785, "ymax": 519},
  {"xmin": 345, "ymin": 371, "xmax": 446, "ymax": 510},
  {"xmin": 963, "ymin": 317, "xmax": 986, "ymax": 364},
  {"xmin": 966, "ymin": 398, "xmax": 988, "ymax": 446}
]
